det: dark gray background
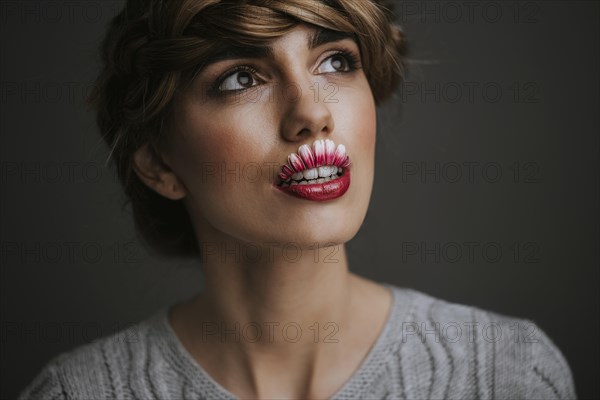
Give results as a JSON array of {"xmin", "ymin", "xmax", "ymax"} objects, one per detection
[{"xmin": 1, "ymin": 1, "xmax": 598, "ymax": 399}]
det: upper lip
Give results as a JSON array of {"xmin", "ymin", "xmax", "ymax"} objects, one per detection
[{"xmin": 277, "ymin": 139, "xmax": 351, "ymax": 182}]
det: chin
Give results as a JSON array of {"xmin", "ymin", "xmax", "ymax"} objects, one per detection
[
  {"xmin": 263, "ymin": 179, "xmax": 372, "ymax": 248},
  {"xmin": 271, "ymin": 206, "xmax": 367, "ymax": 248},
  {"xmin": 291, "ymin": 226, "xmax": 360, "ymax": 249}
]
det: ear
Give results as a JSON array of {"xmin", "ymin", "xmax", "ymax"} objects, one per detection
[{"xmin": 132, "ymin": 144, "xmax": 187, "ymax": 200}]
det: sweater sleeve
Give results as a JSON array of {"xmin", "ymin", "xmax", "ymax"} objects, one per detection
[
  {"xmin": 525, "ymin": 320, "xmax": 577, "ymax": 400},
  {"xmin": 17, "ymin": 360, "xmax": 67, "ymax": 400}
]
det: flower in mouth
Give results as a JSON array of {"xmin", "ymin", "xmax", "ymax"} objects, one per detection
[{"xmin": 277, "ymin": 139, "xmax": 351, "ymax": 186}]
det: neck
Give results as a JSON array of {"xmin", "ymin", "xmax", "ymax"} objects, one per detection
[
  {"xmin": 169, "ymin": 227, "xmax": 388, "ymax": 399},
  {"xmin": 194, "ymin": 237, "xmax": 354, "ymax": 348}
]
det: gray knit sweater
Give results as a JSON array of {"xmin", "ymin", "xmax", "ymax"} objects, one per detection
[{"xmin": 18, "ymin": 284, "xmax": 576, "ymax": 399}]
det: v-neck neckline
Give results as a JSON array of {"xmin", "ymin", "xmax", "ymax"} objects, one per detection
[{"xmin": 151, "ymin": 283, "xmax": 411, "ymax": 399}]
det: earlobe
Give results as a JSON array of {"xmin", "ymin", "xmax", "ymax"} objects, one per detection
[{"xmin": 132, "ymin": 144, "xmax": 187, "ymax": 200}]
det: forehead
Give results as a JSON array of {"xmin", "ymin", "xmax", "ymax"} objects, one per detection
[{"xmin": 197, "ymin": 24, "xmax": 357, "ymax": 66}]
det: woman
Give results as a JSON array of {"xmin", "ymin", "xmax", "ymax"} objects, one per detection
[{"xmin": 19, "ymin": 0, "xmax": 576, "ymax": 399}]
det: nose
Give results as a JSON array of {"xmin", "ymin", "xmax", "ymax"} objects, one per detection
[{"xmin": 278, "ymin": 75, "xmax": 335, "ymax": 143}]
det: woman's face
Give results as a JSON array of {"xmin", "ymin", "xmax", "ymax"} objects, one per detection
[{"xmin": 165, "ymin": 23, "xmax": 376, "ymax": 248}]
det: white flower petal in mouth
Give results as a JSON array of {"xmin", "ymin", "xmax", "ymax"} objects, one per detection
[
  {"xmin": 276, "ymin": 139, "xmax": 352, "ymax": 186},
  {"xmin": 332, "ymin": 144, "xmax": 346, "ymax": 166},
  {"xmin": 324, "ymin": 139, "xmax": 336, "ymax": 165},
  {"xmin": 298, "ymin": 144, "xmax": 316, "ymax": 169},
  {"xmin": 313, "ymin": 139, "xmax": 325, "ymax": 167},
  {"xmin": 288, "ymin": 153, "xmax": 306, "ymax": 172}
]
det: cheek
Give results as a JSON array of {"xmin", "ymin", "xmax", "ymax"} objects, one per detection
[
  {"xmin": 357, "ymin": 98, "xmax": 376, "ymax": 155},
  {"xmin": 176, "ymin": 115, "xmax": 244, "ymax": 163},
  {"xmin": 339, "ymin": 86, "xmax": 377, "ymax": 218},
  {"xmin": 168, "ymin": 103, "xmax": 276, "ymax": 229},
  {"xmin": 341, "ymin": 87, "xmax": 377, "ymax": 167},
  {"xmin": 171, "ymin": 103, "xmax": 270, "ymax": 180}
]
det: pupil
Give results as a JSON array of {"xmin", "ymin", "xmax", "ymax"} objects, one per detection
[
  {"xmin": 332, "ymin": 56, "xmax": 344, "ymax": 70},
  {"xmin": 237, "ymin": 72, "xmax": 252, "ymax": 86}
]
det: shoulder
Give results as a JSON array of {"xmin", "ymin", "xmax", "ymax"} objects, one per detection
[
  {"xmin": 384, "ymin": 284, "xmax": 577, "ymax": 399},
  {"xmin": 17, "ymin": 310, "xmax": 160, "ymax": 400}
]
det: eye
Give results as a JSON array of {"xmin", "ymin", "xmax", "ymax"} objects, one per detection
[
  {"xmin": 218, "ymin": 67, "xmax": 259, "ymax": 91},
  {"xmin": 317, "ymin": 51, "xmax": 358, "ymax": 74}
]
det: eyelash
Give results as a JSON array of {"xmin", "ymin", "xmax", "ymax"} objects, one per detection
[{"xmin": 209, "ymin": 48, "xmax": 362, "ymax": 95}]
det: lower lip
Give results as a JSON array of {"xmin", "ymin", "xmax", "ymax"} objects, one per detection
[{"xmin": 275, "ymin": 169, "xmax": 351, "ymax": 201}]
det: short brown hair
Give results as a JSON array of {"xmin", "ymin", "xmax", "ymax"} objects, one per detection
[{"xmin": 88, "ymin": 0, "xmax": 408, "ymax": 258}]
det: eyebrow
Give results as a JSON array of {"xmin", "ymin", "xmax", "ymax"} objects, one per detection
[{"xmin": 196, "ymin": 28, "xmax": 357, "ymax": 71}]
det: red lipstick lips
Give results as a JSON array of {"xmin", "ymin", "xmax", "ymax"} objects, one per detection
[{"xmin": 275, "ymin": 139, "xmax": 351, "ymax": 202}]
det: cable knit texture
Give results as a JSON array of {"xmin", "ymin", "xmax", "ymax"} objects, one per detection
[{"xmin": 18, "ymin": 284, "xmax": 576, "ymax": 399}]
